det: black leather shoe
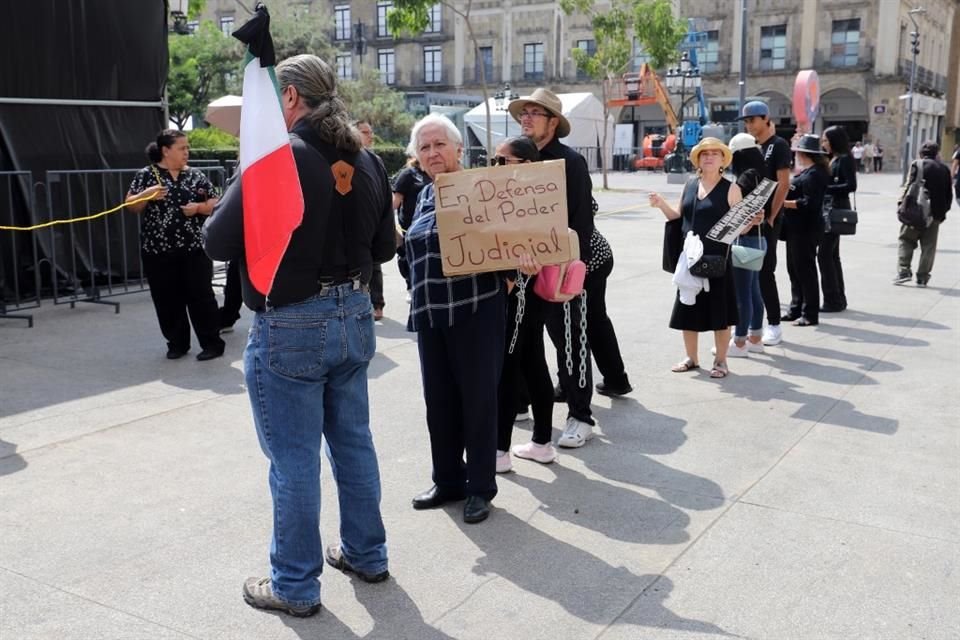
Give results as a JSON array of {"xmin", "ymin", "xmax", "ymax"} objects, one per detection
[
  {"xmin": 166, "ymin": 348, "xmax": 188, "ymax": 360},
  {"xmin": 412, "ymin": 485, "xmax": 465, "ymax": 510},
  {"xmin": 595, "ymin": 381, "xmax": 633, "ymax": 397},
  {"xmin": 196, "ymin": 348, "xmax": 224, "ymax": 361},
  {"xmin": 820, "ymin": 305, "xmax": 846, "ymax": 313},
  {"xmin": 781, "ymin": 311, "xmax": 802, "ymax": 322},
  {"xmin": 463, "ymin": 496, "xmax": 490, "ymax": 524},
  {"xmin": 325, "ymin": 544, "xmax": 389, "ymax": 583}
]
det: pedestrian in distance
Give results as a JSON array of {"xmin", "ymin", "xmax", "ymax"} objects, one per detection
[
  {"xmin": 781, "ymin": 134, "xmax": 829, "ymax": 326},
  {"xmin": 392, "ymin": 152, "xmax": 431, "ymax": 300},
  {"xmin": 509, "ymin": 87, "xmax": 598, "ymax": 448},
  {"xmin": 356, "ymin": 119, "xmax": 388, "ymax": 321},
  {"xmin": 819, "ymin": 125, "xmax": 856, "ymax": 312},
  {"xmin": 739, "ymin": 100, "xmax": 791, "ymax": 347},
  {"xmin": 894, "ymin": 141, "xmax": 953, "ymax": 287},
  {"xmin": 649, "ymin": 137, "xmax": 743, "ymax": 379},
  {"xmin": 204, "ymin": 54, "xmax": 396, "ymax": 618},
  {"xmin": 125, "ymin": 129, "xmax": 225, "ymax": 361},
  {"xmin": 852, "ymin": 141, "xmax": 864, "ymax": 172},
  {"xmin": 873, "ymin": 140, "xmax": 884, "ymax": 172}
]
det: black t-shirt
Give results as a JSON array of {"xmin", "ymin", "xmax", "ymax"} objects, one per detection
[
  {"xmin": 759, "ymin": 134, "xmax": 791, "ymax": 217},
  {"xmin": 393, "ymin": 165, "xmax": 431, "ymax": 230}
]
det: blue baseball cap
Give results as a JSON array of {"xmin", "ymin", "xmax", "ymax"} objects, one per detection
[{"xmin": 737, "ymin": 100, "xmax": 770, "ymax": 120}]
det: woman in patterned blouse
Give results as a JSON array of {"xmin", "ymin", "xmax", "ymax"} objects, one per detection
[{"xmin": 125, "ymin": 130, "xmax": 224, "ymax": 361}]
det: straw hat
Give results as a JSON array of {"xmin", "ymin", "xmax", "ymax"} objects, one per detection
[
  {"xmin": 508, "ymin": 88, "xmax": 571, "ymax": 138},
  {"xmin": 728, "ymin": 132, "xmax": 760, "ymax": 153},
  {"xmin": 689, "ymin": 137, "xmax": 732, "ymax": 169}
]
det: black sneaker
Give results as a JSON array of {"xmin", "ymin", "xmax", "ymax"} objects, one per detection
[
  {"xmin": 892, "ymin": 272, "xmax": 912, "ymax": 285},
  {"xmin": 595, "ymin": 380, "xmax": 633, "ymax": 397},
  {"xmin": 242, "ymin": 577, "xmax": 320, "ymax": 617},
  {"xmin": 324, "ymin": 544, "xmax": 389, "ymax": 583},
  {"xmin": 916, "ymin": 276, "xmax": 929, "ymax": 287},
  {"xmin": 166, "ymin": 348, "xmax": 188, "ymax": 360}
]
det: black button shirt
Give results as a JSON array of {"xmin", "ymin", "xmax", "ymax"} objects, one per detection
[{"xmin": 128, "ymin": 166, "xmax": 215, "ymax": 255}]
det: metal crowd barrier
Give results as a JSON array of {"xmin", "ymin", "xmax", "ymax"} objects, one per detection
[{"xmin": 0, "ymin": 171, "xmax": 42, "ymax": 326}]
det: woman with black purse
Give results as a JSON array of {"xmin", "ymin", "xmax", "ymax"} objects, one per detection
[
  {"xmin": 649, "ymin": 138, "xmax": 742, "ymax": 379},
  {"xmin": 782, "ymin": 134, "xmax": 830, "ymax": 326},
  {"xmin": 819, "ymin": 126, "xmax": 856, "ymax": 312}
]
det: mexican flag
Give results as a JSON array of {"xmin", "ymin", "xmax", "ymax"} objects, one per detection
[{"xmin": 232, "ymin": 3, "xmax": 303, "ymax": 296}]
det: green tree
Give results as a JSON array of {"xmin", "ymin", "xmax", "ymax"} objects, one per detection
[
  {"xmin": 561, "ymin": 0, "xmax": 633, "ymax": 188},
  {"xmin": 631, "ymin": 0, "xmax": 686, "ymax": 70},
  {"xmin": 167, "ymin": 21, "xmax": 242, "ymax": 130},
  {"xmin": 265, "ymin": 0, "xmax": 336, "ymax": 62},
  {"xmin": 339, "ymin": 69, "xmax": 416, "ymax": 145},
  {"xmin": 387, "ymin": 1, "xmax": 495, "ymax": 155}
]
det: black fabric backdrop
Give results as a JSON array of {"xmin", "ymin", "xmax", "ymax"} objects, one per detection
[{"xmin": 0, "ymin": 1, "xmax": 168, "ymax": 301}]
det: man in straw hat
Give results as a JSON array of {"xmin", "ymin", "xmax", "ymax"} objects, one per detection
[
  {"xmin": 738, "ymin": 100, "xmax": 792, "ymax": 346},
  {"xmin": 508, "ymin": 87, "xmax": 597, "ymax": 448}
]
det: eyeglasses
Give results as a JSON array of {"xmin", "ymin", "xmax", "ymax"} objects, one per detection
[{"xmin": 518, "ymin": 110, "xmax": 552, "ymax": 120}]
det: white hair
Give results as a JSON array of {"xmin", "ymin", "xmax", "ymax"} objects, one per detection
[{"xmin": 407, "ymin": 113, "xmax": 462, "ymax": 156}]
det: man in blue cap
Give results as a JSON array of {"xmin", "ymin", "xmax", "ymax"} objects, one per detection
[{"xmin": 738, "ymin": 100, "xmax": 791, "ymax": 346}]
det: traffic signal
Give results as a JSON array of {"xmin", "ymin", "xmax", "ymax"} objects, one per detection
[{"xmin": 910, "ymin": 31, "xmax": 920, "ymax": 55}]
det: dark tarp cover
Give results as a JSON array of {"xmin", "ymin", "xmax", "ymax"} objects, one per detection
[{"xmin": 0, "ymin": 1, "xmax": 169, "ymax": 302}]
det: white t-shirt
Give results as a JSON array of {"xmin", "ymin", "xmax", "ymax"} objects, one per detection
[{"xmin": 852, "ymin": 145, "xmax": 864, "ymax": 160}]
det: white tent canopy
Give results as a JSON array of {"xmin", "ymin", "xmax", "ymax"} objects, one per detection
[{"xmin": 463, "ymin": 92, "xmax": 614, "ymax": 167}]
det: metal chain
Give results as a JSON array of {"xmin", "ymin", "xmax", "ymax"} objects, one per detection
[
  {"xmin": 507, "ymin": 274, "xmax": 527, "ymax": 354},
  {"xmin": 577, "ymin": 290, "xmax": 589, "ymax": 388},
  {"xmin": 563, "ymin": 299, "xmax": 573, "ymax": 377}
]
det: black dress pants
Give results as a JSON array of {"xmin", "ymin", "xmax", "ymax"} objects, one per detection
[
  {"xmin": 220, "ymin": 259, "xmax": 243, "ymax": 326},
  {"xmin": 818, "ymin": 232, "xmax": 847, "ymax": 309},
  {"xmin": 546, "ymin": 292, "xmax": 594, "ymax": 426},
  {"xmin": 417, "ymin": 293, "xmax": 505, "ymax": 500},
  {"xmin": 370, "ymin": 264, "xmax": 385, "ymax": 309},
  {"xmin": 497, "ymin": 285, "xmax": 554, "ymax": 450},
  {"xmin": 787, "ymin": 231, "xmax": 820, "ymax": 323},
  {"xmin": 584, "ymin": 256, "xmax": 629, "ymax": 388},
  {"xmin": 759, "ymin": 217, "xmax": 782, "ymax": 325},
  {"xmin": 142, "ymin": 249, "xmax": 224, "ymax": 354}
]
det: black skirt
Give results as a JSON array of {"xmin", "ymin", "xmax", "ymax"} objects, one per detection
[{"xmin": 669, "ymin": 260, "xmax": 739, "ymax": 332}]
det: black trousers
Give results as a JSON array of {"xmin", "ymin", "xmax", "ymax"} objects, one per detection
[
  {"xmin": 818, "ymin": 232, "xmax": 847, "ymax": 309},
  {"xmin": 497, "ymin": 286, "xmax": 554, "ymax": 450},
  {"xmin": 220, "ymin": 259, "xmax": 243, "ymax": 326},
  {"xmin": 142, "ymin": 250, "xmax": 224, "ymax": 354},
  {"xmin": 546, "ymin": 290, "xmax": 594, "ymax": 426},
  {"xmin": 759, "ymin": 217, "xmax": 782, "ymax": 325},
  {"xmin": 787, "ymin": 231, "xmax": 820, "ymax": 323},
  {"xmin": 585, "ymin": 257, "xmax": 629, "ymax": 388},
  {"xmin": 370, "ymin": 264, "xmax": 385, "ymax": 309},
  {"xmin": 416, "ymin": 292, "xmax": 505, "ymax": 500}
]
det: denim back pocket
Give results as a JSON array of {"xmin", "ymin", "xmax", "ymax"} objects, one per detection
[
  {"xmin": 354, "ymin": 308, "xmax": 375, "ymax": 362},
  {"xmin": 267, "ymin": 319, "xmax": 327, "ymax": 378}
]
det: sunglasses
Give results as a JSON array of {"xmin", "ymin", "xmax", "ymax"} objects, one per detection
[{"xmin": 490, "ymin": 156, "xmax": 519, "ymax": 166}]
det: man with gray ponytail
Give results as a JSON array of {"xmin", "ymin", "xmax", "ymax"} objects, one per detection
[{"xmin": 204, "ymin": 54, "xmax": 395, "ymax": 617}]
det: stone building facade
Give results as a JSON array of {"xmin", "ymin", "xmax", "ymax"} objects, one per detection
[{"xmin": 194, "ymin": 1, "xmax": 960, "ymax": 168}]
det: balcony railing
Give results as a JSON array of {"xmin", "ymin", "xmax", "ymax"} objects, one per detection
[{"xmin": 897, "ymin": 58, "xmax": 948, "ymax": 94}]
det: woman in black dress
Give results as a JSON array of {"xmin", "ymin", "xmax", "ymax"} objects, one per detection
[
  {"xmin": 392, "ymin": 155, "xmax": 431, "ymax": 297},
  {"xmin": 782, "ymin": 134, "xmax": 830, "ymax": 326},
  {"xmin": 819, "ymin": 125, "xmax": 856, "ymax": 312},
  {"xmin": 649, "ymin": 137, "xmax": 742, "ymax": 378}
]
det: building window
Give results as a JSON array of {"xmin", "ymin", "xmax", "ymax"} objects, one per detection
[
  {"xmin": 424, "ymin": 46, "xmax": 442, "ymax": 84},
  {"xmin": 424, "ymin": 4, "xmax": 442, "ymax": 34},
  {"xmin": 378, "ymin": 48, "xmax": 396, "ymax": 85},
  {"xmin": 219, "ymin": 15, "xmax": 235, "ymax": 37},
  {"xmin": 186, "ymin": 20, "xmax": 199, "ymax": 34},
  {"xmin": 336, "ymin": 54, "xmax": 352, "ymax": 80},
  {"xmin": 523, "ymin": 43, "xmax": 544, "ymax": 80},
  {"xmin": 377, "ymin": 2, "xmax": 393, "ymax": 37},
  {"xmin": 759, "ymin": 24, "xmax": 787, "ymax": 70},
  {"xmin": 576, "ymin": 39, "xmax": 596, "ymax": 80},
  {"xmin": 477, "ymin": 46, "xmax": 494, "ymax": 82},
  {"xmin": 334, "ymin": 5, "xmax": 351, "ymax": 41},
  {"xmin": 700, "ymin": 30, "xmax": 720, "ymax": 73},
  {"xmin": 632, "ymin": 37, "xmax": 650, "ymax": 70},
  {"xmin": 831, "ymin": 18, "xmax": 860, "ymax": 67}
]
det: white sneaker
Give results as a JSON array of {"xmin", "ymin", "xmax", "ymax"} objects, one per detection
[
  {"xmin": 511, "ymin": 441, "xmax": 558, "ymax": 464},
  {"xmin": 726, "ymin": 339, "xmax": 750, "ymax": 358},
  {"xmin": 762, "ymin": 324, "xmax": 783, "ymax": 346},
  {"xmin": 514, "ymin": 410, "xmax": 531, "ymax": 423},
  {"xmin": 557, "ymin": 417, "xmax": 594, "ymax": 449},
  {"xmin": 496, "ymin": 450, "xmax": 513, "ymax": 473},
  {"xmin": 746, "ymin": 339, "xmax": 765, "ymax": 354}
]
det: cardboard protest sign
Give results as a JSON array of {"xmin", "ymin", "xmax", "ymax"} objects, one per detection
[
  {"xmin": 706, "ymin": 178, "xmax": 777, "ymax": 244},
  {"xmin": 434, "ymin": 159, "xmax": 572, "ymax": 276}
]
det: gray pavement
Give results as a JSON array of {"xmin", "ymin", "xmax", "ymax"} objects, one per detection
[{"xmin": 1, "ymin": 171, "xmax": 958, "ymax": 640}]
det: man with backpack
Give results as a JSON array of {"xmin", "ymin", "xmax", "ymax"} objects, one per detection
[{"xmin": 895, "ymin": 142, "xmax": 953, "ymax": 287}]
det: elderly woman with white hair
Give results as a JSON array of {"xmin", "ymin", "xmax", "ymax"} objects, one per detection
[
  {"xmin": 649, "ymin": 137, "xmax": 743, "ymax": 378},
  {"xmin": 404, "ymin": 114, "xmax": 519, "ymax": 524}
]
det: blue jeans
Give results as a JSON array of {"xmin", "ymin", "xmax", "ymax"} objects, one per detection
[
  {"xmin": 244, "ymin": 284, "xmax": 387, "ymax": 608},
  {"xmin": 732, "ymin": 234, "xmax": 767, "ymax": 339}
]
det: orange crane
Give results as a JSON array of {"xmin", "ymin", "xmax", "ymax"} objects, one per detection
[{"xmin": 608, "ymin": 63, "xmax": 679, "ymax": 133}]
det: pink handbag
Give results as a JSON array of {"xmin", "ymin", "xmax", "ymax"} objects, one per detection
[{"xmin": 533, "ymin": 229, "xmax": 585, "ymax": 303}]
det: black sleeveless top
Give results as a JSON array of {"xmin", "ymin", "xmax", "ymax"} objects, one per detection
[{"xmin": 680, "ymin": 177, "xmax": 732, "ymax": 256}]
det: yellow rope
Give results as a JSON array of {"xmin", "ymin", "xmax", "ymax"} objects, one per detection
[{"xmin": 0, "ymin": 193, "xmax": 160, "ymax": 232}]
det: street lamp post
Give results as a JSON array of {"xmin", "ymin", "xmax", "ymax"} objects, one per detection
[
  {"xmin": 493, "ymin": 83, "xmax": 519, "ymax": 144},
  {"xmin": 902, "ymin": 7, "xmax": 925, "ymax": 183},
  {"xmin": 665, "ymin": 51, "xmax": 701, "ymax": 173}
]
